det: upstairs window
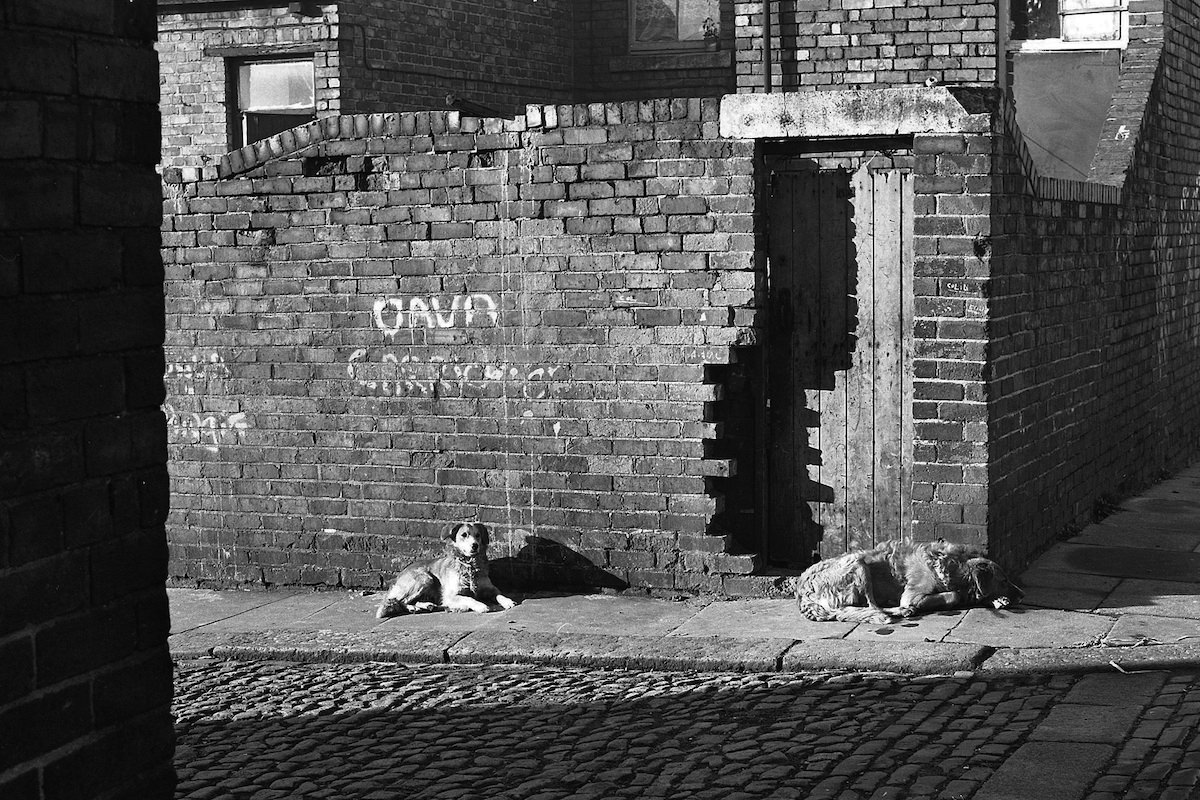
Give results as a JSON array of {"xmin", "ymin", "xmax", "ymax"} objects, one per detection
[
  {"xmin": 630, "ymin": 0, "xmax": 720, "ymax": 52},
  {"xmin": 1010, "ymin": 0, "xmax": 1127, "ymax": 50},
  {"xmin": 231, "ymin": 58, "xmax": 316, "ymax": 148}
]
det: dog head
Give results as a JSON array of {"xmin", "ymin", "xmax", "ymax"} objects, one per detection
[
  {"xmin": 964, "ymin": 557, "xmax": 1024, "ymax": 609},
  {"xmin": 444, "ymin": 522, "xmax": 490, "ymax": 559}
]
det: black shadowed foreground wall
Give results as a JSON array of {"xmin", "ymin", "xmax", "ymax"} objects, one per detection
[{"xmin": 0, "ymin": 1, "xmax": 176, "ymax": 797}]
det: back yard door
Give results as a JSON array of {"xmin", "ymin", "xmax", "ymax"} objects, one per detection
[{"xmin": 766, "ymin": 165, "xmax": 914, "ymax": 566}]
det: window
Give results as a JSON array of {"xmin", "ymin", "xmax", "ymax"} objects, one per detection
[
  {"xmin": 230, "ymin": 58, "xmax": 316, "ymax": 148},
  {"xmin": 629, "ymin": 0, "xmax": 720, "ymax": 52},
  {"xmin": 1009, "ymin": 0, "xmax": 1127, "ymax": 50}
]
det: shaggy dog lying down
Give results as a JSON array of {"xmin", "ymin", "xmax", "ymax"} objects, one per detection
[{"xmin": 797, "ymin": 540, "xmax": 1022, "ymax": 624}]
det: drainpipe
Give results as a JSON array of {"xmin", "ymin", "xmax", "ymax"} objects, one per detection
[{"xmin": 762, "ymin": 0, "xmax": 772, "ymax": 93}]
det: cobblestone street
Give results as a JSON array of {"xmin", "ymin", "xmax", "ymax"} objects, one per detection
[{"xmin": 171, "ymin": 660, "xmax": 1200, "ymax": 799}]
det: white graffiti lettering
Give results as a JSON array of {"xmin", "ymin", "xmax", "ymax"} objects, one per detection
[
  {"xmin": 372, "ymin": 294, "xmax": 500, "ymax": 338},
  {"xmin": 164, "ymin": 352, "xmax": 232, "ymax": 394},
  {"xmin": 346, "ymin": 348, "xmax": 562, "ymax": 399},
  {"xmin": 163, "ymin": 404, "xmax": 250, "ymax": 453}
]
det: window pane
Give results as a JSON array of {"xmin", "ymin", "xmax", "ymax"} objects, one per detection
[
  {"xmin": 1062, "ymin": 10, "xmax": 1122, "ymax": 40},
  {"xmin": 632, "ymin": 0, "xmax": 718, "ymax": 44},
  {"xmin": 238, "ymin": 61, "xmax": 314, "ymax": 112},
  {"xmin": 1011, "ymin": 0, "xmax": 1061, "ymax": 39},
  {"xmin": 633, "ymin": 0, "xmax": 678, "ymax": 43},
  {"xmin": 678, "ymin": 0, "xmax": 718, "ymax": 42}
]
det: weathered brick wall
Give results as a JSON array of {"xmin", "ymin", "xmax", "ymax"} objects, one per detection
[
  {"xmin": 575, "ymin": 0, "xmax": 736, "ymax": 101},
  {"xmin": 0, "ymin": 2, "xmax": 175, "ymax": 797},
  {"xmin": 988, "ymin": 0, "xmax": 1200, "ymax": 569},
  {"xmin": 733, "ymin": 0, "xmax": 999, "ymax": 93},
  {"xmin": 338, "ymin": 0, "xmax": 575, "ymax": 116},
  {"xmin": 158, "ymin": 3, "xmax": 344, "ymax": 167},
  {"xmin": 161, "ymin": 100, "xmax": 771, "ymax": 596}
]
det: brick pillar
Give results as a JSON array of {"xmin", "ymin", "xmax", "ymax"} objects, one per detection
[{"xmin": 0, "ymin": 2, "xmax": 175, "ymax": 797}]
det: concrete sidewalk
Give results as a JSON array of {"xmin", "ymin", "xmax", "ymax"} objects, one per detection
[{"xmin": 168, "ymin": 466, "xmax": 1200, "ymax": 676}]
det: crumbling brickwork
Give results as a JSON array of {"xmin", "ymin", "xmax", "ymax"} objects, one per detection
[
  {"xmin": 161, "ymin": 100, "xmax": 770, "ymax": 595},
  {"xmin": 0, "ymin": 1, "xmax": 175, "ymax": 797}
]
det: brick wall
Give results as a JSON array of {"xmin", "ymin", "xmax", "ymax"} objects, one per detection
[
  {"xmin": 988, "ymin": 0, "xmax": 1200, "ymax": 569},
  {"xmin": 338, "ymin": 0, "xmax": 576, "ymax": 117},
  {"xmin": 0, "ymin": 1, "xmax": 175, "ymax": 798},
  {"xmin": 161, "ymin": 100, "xmax": 773, "ymax": 596},
  {"xmin": 733, "ymin": 0, "xmax": 999, "ymax": 93}
]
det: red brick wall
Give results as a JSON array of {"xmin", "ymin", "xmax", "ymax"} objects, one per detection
[
  {"xmin": 0, "ymin": 2, "xmax": 175, "ymax": 797},
  {"xmin": 734, "ymin": 0, "xmax": 999, "ymax": 93},
  {"xmin": 161, "ymin": 100, "xmax": 770, "ymax": 596}
]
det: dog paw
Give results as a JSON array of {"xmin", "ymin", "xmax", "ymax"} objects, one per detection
[{"xmin": 496, "ymin": 595, "xmax": 517, "ymax": 610}]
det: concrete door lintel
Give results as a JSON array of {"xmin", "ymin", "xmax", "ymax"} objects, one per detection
[{"xmin": 719, "ymin": 86, "xmax": 993, "ymax": 139}]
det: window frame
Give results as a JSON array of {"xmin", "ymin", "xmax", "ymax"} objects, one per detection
[
  {"xmin": 627, "ymin": 0, "xmax": 722, "ymax": 54},
  {"xmin": 1007, "ymin": 0, "xmax": 1129, "ymax": 52},
  {"xmin": 226, "ymin": 55, "xmax": 317, "ymax": 150}
]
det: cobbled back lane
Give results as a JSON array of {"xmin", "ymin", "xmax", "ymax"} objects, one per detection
[{"xmin": 173, "ymin": 660, "xmax": 1200, "ymax": 800}]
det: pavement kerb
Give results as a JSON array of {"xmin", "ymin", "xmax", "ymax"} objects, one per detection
[{"xmin": 170, "ymin": 626, "xmax": 1200, "ymax": 678}]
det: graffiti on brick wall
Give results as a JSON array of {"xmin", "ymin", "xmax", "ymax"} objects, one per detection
[
  {"xmin": 163, "ymin": 351, "xmax": 250, "ymax": 452},
  {"xmin": 373, "ymin": 294, "xmax": 500, "ymax": 338},
  {"xmin": 346, "ymin": 349, "xmax": 563, "ymax": 399},
  {"xmin": 164, "ymin": 352, "xmax": 232, "ymax": 394},
  {"xmin": 163, "ymin": 404, "xmax": 250, "ymax": 453}
]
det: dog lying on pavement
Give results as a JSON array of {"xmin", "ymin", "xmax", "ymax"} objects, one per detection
[
  {"xmin": 797, "ymin": 540, "xmax": 1022, "ymax": 624},
  {"xmin": 376, "ymin": 522, "xmax": 517, "ymax": 618}
]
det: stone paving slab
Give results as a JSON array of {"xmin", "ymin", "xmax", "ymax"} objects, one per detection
[
  {"xmin": 1105, "ymin": 612, "xmax": 1200, "ymax": 646},
  {"xmin": 780, "ymin": 639, "xmax": 988, "ymax": 675},
  {"xmin": 200, "ymin": 628, "xmax": 469, "ymax": 664},
  {"xmin": 486, "ymin": 593, "xmax": 703, "ymax": 637},
  {"xmin": 974, "ymin": 742, "xmax": 1114, "ymax": 800},
  {"xmin": 1031, "ymin": 702, "xmax": 1143, "ymax": 743},
  {"xmin": 1016, "ymin": 568, "xmax": 1120, "ymax": 612},
  {"xmin": 843, "ymin": 610, "xmax": 965, "ymax": 644},
  {"xmin": 668, "ymin": 598, "xmax": 855, "ymax": 640},
  {"xmin": 1019, "ymin": 542, "xmax": 1200, "ymax": 582},
  {"xmin": 1070, "ymin": 523, "xmax": 1200, "ymax": 551},
  {"xmin": 981, "ymin": 642, "xmax": 1200, "ymax": 674},
  {"xmin": 447, "ymin": 629, "xmax": 792, "ymax": 672},
  {"xmin": 1063, "ymin": 671, "xmax": 1168, "ymax": 705},
  {"xmin": 1097, "ymin": 578, "xmax": 1200, "ymax": 618},
  {"xmin": 943, "ymin": 607, "xmax": 1116, "ymax": 649},
  {"xmin": 167, "ymin": 587, "xmax": 289, "ymax": 633}
]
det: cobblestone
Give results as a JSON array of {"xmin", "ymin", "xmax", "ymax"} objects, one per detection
[{"xmin": 173, "ymin": 661, "xmax": 1200, "ymax": 799}]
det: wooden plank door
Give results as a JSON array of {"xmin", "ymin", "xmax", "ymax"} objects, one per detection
[{"xmin": 766, "ymin": 166, "xmax": 914, "ymax": 566}]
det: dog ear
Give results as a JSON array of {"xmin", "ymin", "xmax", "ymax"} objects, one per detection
[
  {"xmin": 443, "ymin": 523, "xmax": 463, "ymax": 542},
  {"xmin": 473, "ymin": 523, "xmax": 490, "ymax": 547}
]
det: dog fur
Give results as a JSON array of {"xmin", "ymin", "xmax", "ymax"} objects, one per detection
[
  {"xmin": 376, "ymin": 522, "xmax": 516, "ymax": 618},
  {"xmin": 797, "ymin": 540, "xmax": 1022, "ymax": 624}
]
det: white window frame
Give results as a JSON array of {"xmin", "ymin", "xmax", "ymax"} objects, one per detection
[{"xmin": 1007, "ymin": 0, "xmax": 1128, "ymax": 52}]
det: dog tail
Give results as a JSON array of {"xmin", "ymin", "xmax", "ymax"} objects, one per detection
[
  {"xmin": 798, "ymin": 596, "xmax": 893, "ymax": 624},
  {"xmin": 375, "ymin": 597, "xmax": 409, "ymax": 619},
  {"xmin": 798, "ymin": 596, "xmax": 837, "ymax": 622}
]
